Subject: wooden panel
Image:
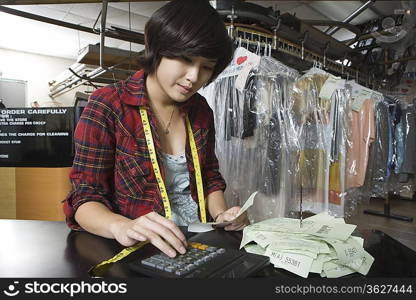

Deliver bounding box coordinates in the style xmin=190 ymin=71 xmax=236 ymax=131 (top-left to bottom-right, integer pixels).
xmin=15 ymin=168 xmax=71 ymax=221
xmin=0 ymin=168 xmax=16 ymax=219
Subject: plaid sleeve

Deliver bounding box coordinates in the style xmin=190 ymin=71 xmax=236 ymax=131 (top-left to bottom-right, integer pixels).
xmin=203 ymin=106 xmax=227 ymax=196
xmin=63 ymin=88 xmax=117 ymax=230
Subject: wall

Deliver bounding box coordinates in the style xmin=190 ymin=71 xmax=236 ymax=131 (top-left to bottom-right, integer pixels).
xmin=0 ymin=48 xmax=77 ymax=221
xmin=0 ymin=47 xmax=87 ymax=107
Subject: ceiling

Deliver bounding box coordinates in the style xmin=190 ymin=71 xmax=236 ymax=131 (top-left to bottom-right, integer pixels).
xmin=0 ymin=1 xmax=404 ymax=60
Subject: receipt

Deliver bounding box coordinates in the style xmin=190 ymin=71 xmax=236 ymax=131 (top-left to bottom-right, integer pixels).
xmin=323 ymin=261 xmax=356 ymax=278
xmin=266 ymin=248 xmax=314 ymax=278
xmin=189 ymin=191 xmax=257 ymax=233
xmin=268 ymin=238 xmax=323 ymax=254
xmin=240 ymin=214 xmax=374 ymax=278
xmin=322 ymin=237 xmax=364 ymax=264
xmin=307 ymin=223 xmax=357 ymax=241
xmin=244 ymin=244 xmax=267 ymax=256
xmin=187 ymin=222 xmax=214 ymax=233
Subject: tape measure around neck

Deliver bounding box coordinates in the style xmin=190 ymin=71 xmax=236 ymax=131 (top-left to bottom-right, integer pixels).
xmin=185 ymin=115 xmax=206 ymax=223
xmin=140 ymin=107 xmax=206 ymax=223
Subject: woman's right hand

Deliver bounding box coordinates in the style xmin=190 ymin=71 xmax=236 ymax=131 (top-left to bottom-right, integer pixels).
xmin=110 ymin=212 xmax=187 ymax=258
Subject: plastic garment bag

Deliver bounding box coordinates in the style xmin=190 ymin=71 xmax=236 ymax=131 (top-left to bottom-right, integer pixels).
xmin=291 ymin=69 xmax=352 ymax=217
xmin=291 ymin=70 xmax=331 ymax=215
xmin=202 ymin=54 xmax=300 ymax=222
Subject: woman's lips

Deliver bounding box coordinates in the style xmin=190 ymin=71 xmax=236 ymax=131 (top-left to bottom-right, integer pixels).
xmin=177 ymin=84 xmax=192 ymax=94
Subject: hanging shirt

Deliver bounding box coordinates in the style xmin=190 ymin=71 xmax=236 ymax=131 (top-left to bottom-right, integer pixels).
xmin=371 ymin=100 xmax=390 ymax=182
xmin=346 ymin=99 xmax=375 ymax=188
xmin=399 ymin=102 xmax=416 ymax=182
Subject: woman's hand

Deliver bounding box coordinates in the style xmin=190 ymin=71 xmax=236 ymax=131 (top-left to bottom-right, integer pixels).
xmin=110 ymin=212 xmax=187 ymax=258
xmin=215 ymin=206 xmax=250 ymax=231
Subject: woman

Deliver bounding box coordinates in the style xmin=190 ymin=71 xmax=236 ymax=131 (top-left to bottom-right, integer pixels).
xmin=64 ymin=0 xmax=249 ymax=258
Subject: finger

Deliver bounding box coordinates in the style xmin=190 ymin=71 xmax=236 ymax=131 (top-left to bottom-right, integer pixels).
xmin=224 ymin=218 xmax=248 ymax=231
xmin=234 ymin=223 xmax=247 ymax=231
xmin=147 ymin=212 xmax=187 ymax=246
xmin=126 ymin=229 xmax=147 ymax=242
xmin=221 ymin=212 xmax=238 ymax=222
xmin=139 ymin=229 xmax=178 ymax=258
xmin=138 ymin=216 xmax=186 ymax=255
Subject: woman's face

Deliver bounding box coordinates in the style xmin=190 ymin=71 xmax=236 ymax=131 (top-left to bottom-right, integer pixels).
xmin=154 ymin=56 xmax=217 ymax=103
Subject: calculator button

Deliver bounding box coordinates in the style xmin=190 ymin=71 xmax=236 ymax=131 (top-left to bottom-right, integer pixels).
xmin=141 ymin=259 xmax=157 ymax=268
xmin=199 ymin=244 xmax=209 ymax=250
xmin=164 ymin=265 xmax=176 ymax=273
xmin=175 ymin=268 xmax=189 ymax=276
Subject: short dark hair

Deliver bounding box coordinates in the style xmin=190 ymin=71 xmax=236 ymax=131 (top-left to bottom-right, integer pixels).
xmin=142 ymin=0 xmax=233 ymax=83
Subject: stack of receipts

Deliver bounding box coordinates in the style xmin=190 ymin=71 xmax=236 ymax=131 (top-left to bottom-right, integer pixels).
xmin=240 ymin=212 xmax=375 ymax=278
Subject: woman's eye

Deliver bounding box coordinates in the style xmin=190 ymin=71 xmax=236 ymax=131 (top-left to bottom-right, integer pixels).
xmin=203 ymin=65 xmax=214 ymax=71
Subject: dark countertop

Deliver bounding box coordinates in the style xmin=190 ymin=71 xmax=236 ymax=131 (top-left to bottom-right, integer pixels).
xmin=0 ymin=219 xmax=415 ymax=278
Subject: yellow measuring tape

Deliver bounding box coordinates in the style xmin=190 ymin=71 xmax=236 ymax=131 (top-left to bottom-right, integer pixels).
xmin=89 ymin=107 xmax=206 ymax=276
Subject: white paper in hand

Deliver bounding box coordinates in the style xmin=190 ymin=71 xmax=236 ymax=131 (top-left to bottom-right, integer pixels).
xmin=188 ymin=191 xmax=258 ymax=232
xmin=212 ymin=191 xmax=258 ymax=227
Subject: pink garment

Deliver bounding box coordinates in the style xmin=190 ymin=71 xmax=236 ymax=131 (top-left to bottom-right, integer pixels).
xmin=346 ymin=99 xmax=375 ymax=188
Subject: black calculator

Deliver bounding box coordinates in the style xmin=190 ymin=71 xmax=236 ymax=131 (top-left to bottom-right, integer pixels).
xmin=128 ymin=242 xmax=269 ymax=278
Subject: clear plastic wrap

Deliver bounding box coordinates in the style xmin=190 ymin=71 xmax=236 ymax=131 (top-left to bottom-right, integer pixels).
xmin=290 ymin=70 xmax=331 ymax=217
xmin=201 ymin=49 xmax=415 ymax=222
xmin=347 ymin=93 xmax=416 ymax=213
xmin=290 ymin=68 xmax=355 ymax=217
xmin=202 ymin=53 xmax=300 ymax=223
xmin=343 ymin=84 xmax=379 ymax=217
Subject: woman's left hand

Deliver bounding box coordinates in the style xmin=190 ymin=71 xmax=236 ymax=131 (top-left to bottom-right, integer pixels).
xmin=215 ymin=206 xmax=250 ymax=231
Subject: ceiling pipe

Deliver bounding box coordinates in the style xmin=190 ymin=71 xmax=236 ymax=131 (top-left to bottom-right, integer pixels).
xmin=304 ymin=20 xmax=361 ymax=36
xmin=0 ymin=5 xmax=144 ymax=44
xmin=325 ymin=0 xmax=376 ymax=36
xmin=100 ymin=0 xmax=108 ymax=68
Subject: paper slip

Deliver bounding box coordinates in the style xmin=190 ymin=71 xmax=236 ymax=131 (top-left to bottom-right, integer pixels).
xmin=351 ymin=236 xmax=364 ymax=247
xmin=187 ymin=222 xmax=214 ymax=233
xmin=240 ymin=215 xmax=374 ymax=278
xmin=319 ymin=75 xmax=345 ymax=101
xmin=310 ymin=255 xmax=325 ymax=274
xmin=340 ymin=250 xmax=374 ymax=275
xmin=266 ymin=248 xmax=314 ymax=278
xmin=188 ymin=191 xmax=257 ymax=233
xmin=352 ymin=87 xmax=373 ymax=111
xmin=244 ymin=217 xmax=356 ymax=241
xmin=357 ymin=250 xmax=374 ymax=276
xmin=304 ymin=212 xmax=335 ymax=223
xmin=307 ymin=223 xmax=357 ymax=241
xmin=351 ymin=81 xmax=364 ymax=99
xmin=216 ymin=47 xmax=252 ymax=80
xmin=249 ymin=230 xmax=274 ymax=249
xmin=244 ymin=244 xmax=267 ymax=256
xmin=268 ymin=238 xmax=323 ymax=254
xmin=322 ymin=237 xmax=364 ymax=264
xmin=280 ymin=249 xmax=318 ymax=259
xmin=323 ymin=261 xmax=355 ymax=278
xmin=235 ymin=53 xmax=261 ymax=92
xmin=248 ymin=218 xmax=317 ymax=234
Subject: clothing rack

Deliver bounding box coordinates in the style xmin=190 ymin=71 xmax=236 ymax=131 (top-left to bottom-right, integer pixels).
xmin=229 ymin=26 xmax=370 ymax=86
xmin=365 ymin=192 xmax=414 ymax=222
xmin=364 ymin=96 xmax=415 ymax=223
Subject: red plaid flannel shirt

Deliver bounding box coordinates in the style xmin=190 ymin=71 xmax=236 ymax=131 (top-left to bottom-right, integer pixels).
xmin=63 ymin=70 xmax=226 ymax=230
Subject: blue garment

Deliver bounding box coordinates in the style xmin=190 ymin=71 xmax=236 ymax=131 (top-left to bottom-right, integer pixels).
xmin=394 ymin=109 xmax=406 ymax=174
xmin=386 ymin=103 xmax=395 ymax=177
